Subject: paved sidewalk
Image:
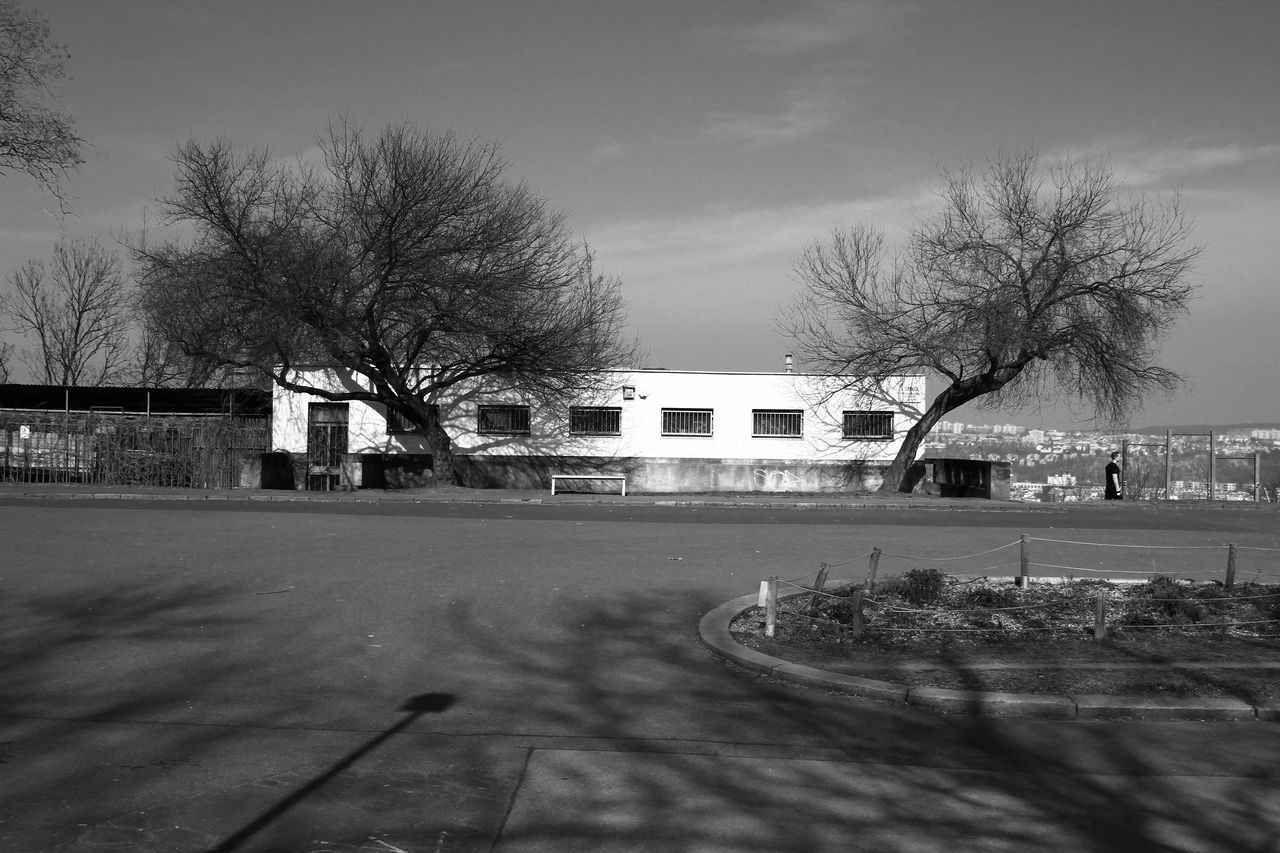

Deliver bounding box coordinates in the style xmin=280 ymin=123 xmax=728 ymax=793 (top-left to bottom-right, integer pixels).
xmin=0 ymin=480 xmax=1032 ymax=510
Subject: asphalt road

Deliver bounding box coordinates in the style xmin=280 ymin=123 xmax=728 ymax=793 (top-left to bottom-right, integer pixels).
xmin=4 ymin=494 xmax=1278 ymax=531
xmin=2 ymin=499 xmax=1279 ymax=852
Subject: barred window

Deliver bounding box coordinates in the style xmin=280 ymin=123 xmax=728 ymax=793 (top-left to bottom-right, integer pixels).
xmin=752 ymin=409 xmax=803 ymax=437
xmin=386 ymin=404 xmax=437 ymax=434
xmin=661 ymin=408 xmax=713 ymax=436
xmin=843 ymin=410 xmax=894 ymax=439
xmin=477 ymin=404 xmax=531 ymax=435
xmin=569 ymin=406 xmax=622 ymax=435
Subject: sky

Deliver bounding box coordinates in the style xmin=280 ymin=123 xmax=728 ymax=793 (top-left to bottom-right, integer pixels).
xmin=3 ymin=0 xmax=1278 ymax=431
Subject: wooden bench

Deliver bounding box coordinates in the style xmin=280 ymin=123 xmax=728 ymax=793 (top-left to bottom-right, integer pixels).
xmin=550 ymin=474 xmax=627 ymax=496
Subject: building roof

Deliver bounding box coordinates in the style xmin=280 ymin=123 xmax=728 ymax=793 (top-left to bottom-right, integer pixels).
xmin=0 ymin=384 xmax=271 ymax=415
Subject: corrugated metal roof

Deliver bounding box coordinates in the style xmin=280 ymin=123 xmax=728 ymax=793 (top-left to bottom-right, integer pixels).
xmin=0 ymin=384 xmax=271 ymax=415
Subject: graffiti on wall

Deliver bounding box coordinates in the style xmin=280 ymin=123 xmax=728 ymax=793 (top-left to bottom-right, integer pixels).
xmin=753 ymin=468 xmax=803 ymax=490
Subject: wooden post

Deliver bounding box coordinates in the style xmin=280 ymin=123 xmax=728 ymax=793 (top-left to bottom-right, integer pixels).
xmin=849 ymin=588 xmax=864 ymax=638
xmin=1225 ymin=543 xmax=1238 ymax=590
xmin=1094 ymin=589 xmax=1108 ymax=640
xmin=867 ymin=547 xmax=882 ymax=590
xmin=1209 ymin=430 xmax=1216 ymax=502
xmin=805 ymin=563 xmax=830 ymax=615
xmin=1017 ymin=534 xmax=1030 ymax=588
xmin=764 ymin=576 xmax=778 ymax=638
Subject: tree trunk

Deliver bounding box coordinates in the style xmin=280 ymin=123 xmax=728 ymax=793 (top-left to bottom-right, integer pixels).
xmin=422 ymin=414 xmax=461 ymax=487
xmin=876 ymin=399 xmax=951 ymax=493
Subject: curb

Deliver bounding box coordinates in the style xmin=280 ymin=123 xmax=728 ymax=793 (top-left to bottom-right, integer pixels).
xmin=0 ymin=487 xmax=1042 ymax=512
xmin=698 ymin=593 xmax=1277 ymax=721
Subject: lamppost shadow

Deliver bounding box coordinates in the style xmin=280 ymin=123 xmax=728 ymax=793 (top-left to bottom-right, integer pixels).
xmin=208 ymin=692 xmax=456 ymax=853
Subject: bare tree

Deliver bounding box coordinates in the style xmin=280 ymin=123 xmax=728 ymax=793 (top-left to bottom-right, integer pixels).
xmin=125 ymin=320 xmax=227 ymax=388
xmin=134 ymin=119 xmax=635 ymax=484
xmin=1 ymin=236 xmax=132 ymax=385
xmin=0 ymin=339 xmax=11 ymax=382
xmin=0 ymin=0 xmax=83 ymax=203
xmin=783 ymin=153 xmax=1199 ymax=493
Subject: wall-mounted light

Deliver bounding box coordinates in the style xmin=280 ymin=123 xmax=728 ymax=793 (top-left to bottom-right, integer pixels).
xmin=622 ymin=385 xmax=635 ymax=400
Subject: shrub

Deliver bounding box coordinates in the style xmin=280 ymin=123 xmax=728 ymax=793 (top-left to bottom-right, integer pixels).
xmin=1132 ymin=575 xmax=1206 ymax=623
xmin=883 ymin=568 xmax=946 ymax=606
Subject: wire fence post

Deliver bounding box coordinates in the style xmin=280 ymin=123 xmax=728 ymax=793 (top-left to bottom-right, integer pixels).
xmin=1225 ymin=543 xmax=1238 ymax=590
xmin=1255 ymin=453 xmax=1262 ymax=503
xmin=1017 ymin=534 xmax=1030 ymax=588
xmin=867 ymin=547 xmax=882 ymax=590
xmin=849 ymin=588 xmax=864 ymax=638
xmin=1094 ymin=589 xmax=1108 ymax=639
xmin=764 ymin=576 xmax=778 ymax=638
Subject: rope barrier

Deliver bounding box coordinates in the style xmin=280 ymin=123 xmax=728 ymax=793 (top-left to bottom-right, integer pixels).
xmin=1115 ymin=619 xmax=1280 ymax=630
xmin=947 ymin=564 xmax=1021 ymax=576
xmin=780 ymin=551 xmax=877 ymax=584
xmin=1026 ymin=536 xmax=1223 ymax=550
xmin=755 ymin=528 xmax=1279 ymax=641
xmin=777 ymin=580 xmax=849 ymax=599
xmin=879 ymin=541 xmax=1021 ymax=562
xmin=824 ymin=552 xmax=875 ymax=569
xmin=783 ymin=534 xmax=1276 ymax=593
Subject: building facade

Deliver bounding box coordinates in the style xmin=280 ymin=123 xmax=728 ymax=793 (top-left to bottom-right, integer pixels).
xmin=271 ymin=368 xmax=925 ymax=493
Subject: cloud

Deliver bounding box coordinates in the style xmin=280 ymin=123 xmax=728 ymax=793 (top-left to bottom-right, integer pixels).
xmin=1052 ymin=139 xmax=1280 ymax=188
xmin=589 ymin=186 xmax=933 ymax=284
xmin=585 ymin=141 xmax=631 ymax=164
xmin=701 ymin=0 xmax=917 ymax=57
xmin=697 ymin=93 xmax=843 ymax=147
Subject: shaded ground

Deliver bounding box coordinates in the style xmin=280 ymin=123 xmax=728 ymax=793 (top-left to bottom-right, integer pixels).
xmin=3 ymin=498 xmax=1280 ymax=851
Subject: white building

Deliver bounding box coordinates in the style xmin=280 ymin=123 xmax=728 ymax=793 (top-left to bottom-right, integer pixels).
xmin=271 ymin=367 xmax=925 ymax=493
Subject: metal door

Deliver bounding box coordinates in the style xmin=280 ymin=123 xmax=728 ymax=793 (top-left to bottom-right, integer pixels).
xmin=306 ymin=403 xmax=349 ymax=490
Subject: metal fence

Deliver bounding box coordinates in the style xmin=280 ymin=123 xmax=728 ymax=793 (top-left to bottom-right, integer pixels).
xmin=0 ymin=408 xmax=269 ymax=489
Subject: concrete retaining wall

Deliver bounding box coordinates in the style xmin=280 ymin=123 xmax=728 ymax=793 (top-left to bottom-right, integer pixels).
xmin=454 ymin=455 xmax=888 ymax=493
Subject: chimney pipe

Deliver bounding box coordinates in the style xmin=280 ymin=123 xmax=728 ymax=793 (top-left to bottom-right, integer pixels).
xmin=784 ymin=354 xmax=794 ymax=374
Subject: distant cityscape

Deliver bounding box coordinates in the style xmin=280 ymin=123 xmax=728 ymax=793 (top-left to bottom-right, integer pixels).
xmin=923 ymin=421 xmax=1280 ymax=503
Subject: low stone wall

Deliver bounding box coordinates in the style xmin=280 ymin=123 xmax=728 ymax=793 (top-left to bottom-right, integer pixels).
xmin=247 ymin=451 xmax=892 ymax=494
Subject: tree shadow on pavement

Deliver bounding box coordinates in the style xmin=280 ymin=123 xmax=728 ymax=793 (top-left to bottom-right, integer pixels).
xmin=441 ymin=590 xmax=1280 ymax=853
xmin=0 ymin=573 xmax=517 ymax=852
xmin=4 ymin=566 xmax=1280 ymax=852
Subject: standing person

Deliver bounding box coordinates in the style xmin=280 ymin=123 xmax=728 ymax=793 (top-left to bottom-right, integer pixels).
xmin=1104 ymin=451 xmax=1123 ymax=500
